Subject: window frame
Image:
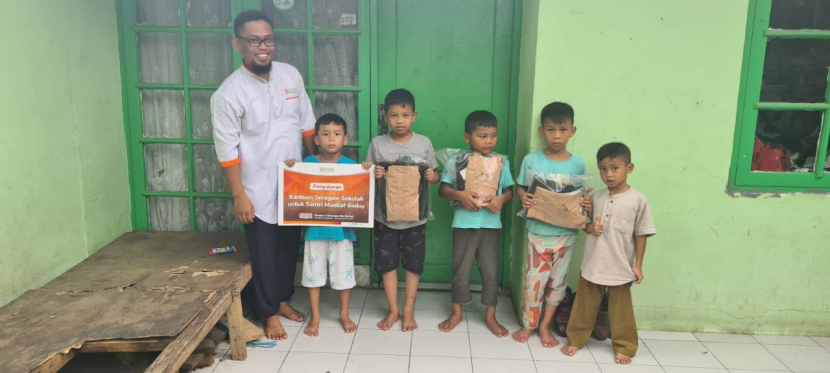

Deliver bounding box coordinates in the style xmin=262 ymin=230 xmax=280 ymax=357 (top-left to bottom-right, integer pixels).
xmin=729 ymin=0 xmax=830 ymax=192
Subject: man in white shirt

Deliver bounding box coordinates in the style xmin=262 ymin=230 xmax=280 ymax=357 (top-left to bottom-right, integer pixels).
xmin=212 ymin=10 xmax=316 ymax=340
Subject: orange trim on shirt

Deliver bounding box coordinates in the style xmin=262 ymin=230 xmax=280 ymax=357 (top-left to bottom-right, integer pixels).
xmin=302 ymin=129 xmax=316 ymax=138
xmin=219 ymin=158 xmax=240 ymax=168
xmin=285 ymin=96 xmax=299 ymax=101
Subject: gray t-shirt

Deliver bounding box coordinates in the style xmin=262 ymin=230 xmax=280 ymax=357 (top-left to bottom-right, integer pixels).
xmin=366 ymin=132 xmax=439 ymax=230
xmin=581 ymin=187 xmax=656 ymax=286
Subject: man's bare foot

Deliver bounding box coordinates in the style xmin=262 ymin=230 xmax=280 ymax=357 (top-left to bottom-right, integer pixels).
xmin=538 ymin=326 xmax=560 ymax=347
xmin=512 ymin=328 xmax=533 ymax=343
xmin=438 ymin=312 xmax=463 ymax=332
xmin=278 ymin=302 xmax=306 ymax=322
xmin=303 ymin=316 xmax=320 ymax=337
xmin=485 ymin=317 xmax=509 ymax=337
xmin=561 ymin=345 xmax=579 ymax=356
xmin=264 ymin=315 xmax=288 ymax=340
xmin=377 ymin=309 xmax=399 ymax=331
xmin=402 ymin=307 xmax=418 ymax=332
xmin=340 ymin=313 xmax=357 ymax=333
xmin=615 ymin=352 xmax=632 ymax=364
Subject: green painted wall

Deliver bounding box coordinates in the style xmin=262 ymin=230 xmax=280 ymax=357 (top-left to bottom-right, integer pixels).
xmin=511 ymin=0 xmax=830 ymax=335
xmin=0 ymin=1 xmax=130 ymax=307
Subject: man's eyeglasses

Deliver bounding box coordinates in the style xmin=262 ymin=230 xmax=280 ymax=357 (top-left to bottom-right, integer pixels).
xmin=242 ymin=37 xmax=276 ymax=47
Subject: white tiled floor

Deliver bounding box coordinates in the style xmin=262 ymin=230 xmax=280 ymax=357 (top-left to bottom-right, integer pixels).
xmin=64 ymin=289 xmax=830 ymax=373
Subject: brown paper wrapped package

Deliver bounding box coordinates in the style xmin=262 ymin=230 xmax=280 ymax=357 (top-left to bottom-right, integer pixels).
xmin=386 ymin=165 xmax=421 ymax=222
xmin=526 ymin=188 xmax=587 ymax=229
xmin=465 ymin=154 xmax=503 ymax=206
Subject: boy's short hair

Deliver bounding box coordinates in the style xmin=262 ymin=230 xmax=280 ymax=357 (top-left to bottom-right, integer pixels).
xmin=315 ymin=113 xmax=347 ymax=135
xmin=464 ymin=110 xmax=498 ymax=134
xmin=234 ymin=10 xmax=274 ymax=37
xmin=384 ymin=88 xmax=416 ymax=112
xmin=541 ymin=102 xmax=575 ymax=126
xmin=597 ymin=142 xmax=632 ymax=164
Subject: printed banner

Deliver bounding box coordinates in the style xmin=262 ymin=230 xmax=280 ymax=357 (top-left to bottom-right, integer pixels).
xmin=278 ymin=163 xmax=374 ymax=227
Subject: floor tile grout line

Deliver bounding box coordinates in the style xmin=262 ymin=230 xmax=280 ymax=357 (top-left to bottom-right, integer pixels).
xmin=697 ymin=339 xmax=729 ymax=371
xmin=467 ymin=320 xmax=475 ymax=372
xmin=642 ymin=338 xmax=670 ymax=373
xmin=756 ymin=340 xmax=796 ymax=372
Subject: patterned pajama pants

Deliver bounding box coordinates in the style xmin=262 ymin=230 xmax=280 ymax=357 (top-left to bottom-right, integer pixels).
xmin=521 ymin=233 xmax=577 ymax=329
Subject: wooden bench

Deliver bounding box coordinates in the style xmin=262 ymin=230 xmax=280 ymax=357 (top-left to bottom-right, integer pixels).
xmin=0 ymin=232 xmax=253 ymax=373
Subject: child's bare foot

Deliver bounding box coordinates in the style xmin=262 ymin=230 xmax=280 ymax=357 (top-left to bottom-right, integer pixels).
xmin=485 ymin=314 xmax=509 ymax=337
xmin=278 ymin=302 xmax=306 ymax=322
xmin=438 ymin=304 xmax=463 ymax=332
xmin=438 ymin=312 xmax=463 ymax=332
xmin=538 ymin=326 xmax=559 ymax=348
xmin=512 ymin=328 xmax=533 ymax=343
xmin=264 ymin=315 xmax=288 ymax=340
xmin=377 ymin=309 xmax=399 ymax=331
xmin=303 ymin=316 xmax=320 ymax=337
xmin=402 ymin=307 xmax=418 ymax=332
xmin=340 ymin=313 xmax=357 ymax=333
xmin=615 ymin=352 xmax=632 ymax=364
xmin=561 ymin=345 xmax=579 ymax=356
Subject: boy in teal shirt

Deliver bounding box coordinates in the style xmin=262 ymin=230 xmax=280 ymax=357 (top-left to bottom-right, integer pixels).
xmin=513 ymin=102 xmax=591 ymax=347
xmin=285 ymin=113 xmax=371 ymax=337
xmin=437 ymin=110 xmax=514 ymax=337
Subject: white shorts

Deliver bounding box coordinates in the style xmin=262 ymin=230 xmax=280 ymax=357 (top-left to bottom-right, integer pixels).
xmin=301 ymin=239 xmax=356 ymax=290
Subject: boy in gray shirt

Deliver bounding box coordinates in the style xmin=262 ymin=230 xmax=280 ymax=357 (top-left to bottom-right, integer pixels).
xmin=366 ymin=89 xmax=440 ymax=332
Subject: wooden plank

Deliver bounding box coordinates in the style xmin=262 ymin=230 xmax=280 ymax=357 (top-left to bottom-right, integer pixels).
xmin=145 ymin=291 xmax=231 ymax=373
xmin=31 ymin=350 xmax=76 ymax=373
xmin=79 ymin=337 xmax=174 ymax=353
xmin=226 ymin=290 xmax=247 ymax=361
xmin=179 ymin=353 xmax=206 ymax=371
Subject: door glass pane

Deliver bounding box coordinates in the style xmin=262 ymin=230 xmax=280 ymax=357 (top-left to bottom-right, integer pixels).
xmin=145 ymin=144 xmax=189 ymax=191
xmin=262 ymin=0 xmax=307 ymax=29
xmin=191 ymin=90 xmax=215 ymax=139
xmin=314 ymin=91 xmax=358 ymax=141
xmin=313 ymin=35 xmax=358 ymax=86
xmin=760 ymin=39 xmax=830 ymax=103
xmin=136 ymin=0 xmax=180 ymax=26
xmin=196 ymin=198 xmax=239 ymax=232
xmin=770 ymin=0 xmax=830 ymax=31
xmin=753 ymin=110 xmax=823 ymax=172
xmin=194 ymin=145 xmax=230 ymax=193
xmin=142 ymin=90 xmax=185 ymax=138
xmin=188 ymin=33 xmax=234 ymax=85
xmin=148 ymin=197 xmax=190 ymax=231
xmin=313 ymin=0 xmax=358 ymax=29
xmin=138 ymin=33 xmax=183 ymax=84
xmin=186 ymin=0 xmax=232 ymax=28
xmin=274 ymin=34 xmax=309 ymax=82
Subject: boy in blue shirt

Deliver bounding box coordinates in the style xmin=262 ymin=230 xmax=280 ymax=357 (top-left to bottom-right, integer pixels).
xmin=437 ymin=110 xmax=514 ymax=337
xmin=285 ymin=113 xmax=372 ymax=337
xmin=513 ymin=102 xmax=591 ymax=347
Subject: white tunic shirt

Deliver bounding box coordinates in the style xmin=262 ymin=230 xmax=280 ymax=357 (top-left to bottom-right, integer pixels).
xmin=211 ymin=62 xmax=315 ymax=224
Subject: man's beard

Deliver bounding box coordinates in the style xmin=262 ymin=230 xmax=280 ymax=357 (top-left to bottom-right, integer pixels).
xmin=244 ymin=60 xmax=272 ymax=75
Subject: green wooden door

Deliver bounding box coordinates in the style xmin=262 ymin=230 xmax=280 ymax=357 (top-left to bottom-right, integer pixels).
xmin=374 ymin=0 xmax=520 ymax=284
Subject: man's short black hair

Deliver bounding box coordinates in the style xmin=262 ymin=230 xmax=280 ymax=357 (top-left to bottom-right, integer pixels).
xmin=384 ymin=88 xmax=416 ymax=112
xmin=541 ymin=102 xmax=575 ymax=126
xmin=234 ymin=10 xmax=274 ymax=37
xmin=465 ymin=110 xmax=498 ymax=134
xmin=315 ymin=113 xmax=347 ymax=135
xmin=597 ymin=142 xmax=632 ymax=164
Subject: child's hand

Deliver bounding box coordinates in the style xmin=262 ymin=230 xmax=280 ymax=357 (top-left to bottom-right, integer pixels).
xmin=592 ymin=214 xmax=605 ymax=236
xmin=521 ymin=192 xmax=535 ymax=208
xmin=375 ymin=165 xmax=386 ymax=179
xmin=285 ymin=159 xmax=297 ymax=168
xmin=485 ymin=194 xmax=505 ymax=214
xmin=362 ymin=161 xmax=373 ymax=170
xmin=459 ymin=191 xmax=480 ymax=211
xmin=424 ymin=168 xmax=436 ymax=181
xmin=580 ymin=187 xmax=593 ymax=210
xmin=634 ymin=267 xmax=644 ymax=284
